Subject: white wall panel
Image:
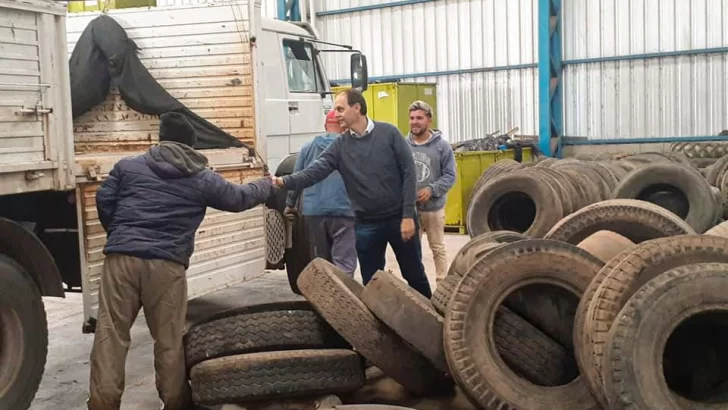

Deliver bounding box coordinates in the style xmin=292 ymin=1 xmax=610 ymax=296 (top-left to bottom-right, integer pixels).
xmin=563 ymin=0 xmax=728 ymax=139
xmin=404 ymin=69 xmax=538 ymax=143
xmin=313 ymin=0 xmax=538 ymax=142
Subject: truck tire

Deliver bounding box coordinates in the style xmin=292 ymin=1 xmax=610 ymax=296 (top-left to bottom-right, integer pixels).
xmin=431 ymin=273 xmax=458 ymax=315
xmin=445 ymin=231 xmax=528 ymax=280
xmin=604 ymin=263 xmax=728 ymax=409
xmin=443 ymin=240 xmax=602 ymax=410
xmin=0 ymin=255 xmax=47 ymax=410
xmin=612 ymin=163 xmax=717 ymax=233
xmin=285 ymin=196 xmax=312 ymax=295
xmin=297 ymin=259 xmax=449 ymax=394
xmin=544 ymin=199 xmax=695 ymax=245
xmin=184 ymin=301 xmax=348 ymax=368
xmin=360 ymin=270 xmax=448 ymax=372
xmin=190 ymin=349 xmax=365 ymax=405
xmin=572 ymin=247 xmax=636 ymax=408
xmin=575 ymin=230 xmax=635 ymax=263
xmin=467 ymin=171 xmax=563 ymax=238
xmin=705 ymin=221 xmax=728 ymax=238
xmin=584 ymin=235 xmax=728 ymax=399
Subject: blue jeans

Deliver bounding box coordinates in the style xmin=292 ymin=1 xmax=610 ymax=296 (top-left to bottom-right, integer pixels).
xmin=354 ymin=217 xmax=432 ymax=298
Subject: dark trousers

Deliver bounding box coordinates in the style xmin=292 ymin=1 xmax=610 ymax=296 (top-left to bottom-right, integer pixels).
xmin=305 ymin=215 xmax=357 ymax=276
xmin=354 ymin=217 xmax=432 ymax=298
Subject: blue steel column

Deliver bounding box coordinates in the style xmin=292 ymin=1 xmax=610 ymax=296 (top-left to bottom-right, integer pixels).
xmin=538 ymin=0 xmax=563 ymax=158
xmin=277 ymin=0 xmax=301 ymax=21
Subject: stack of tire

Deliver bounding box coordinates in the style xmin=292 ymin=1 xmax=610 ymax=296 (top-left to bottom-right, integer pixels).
xmin=467 ymin=152 xmax=723 ymax=239
xmin=432 ymin=195 xmax=728 ymax=409
xmin=184 ymin=301 xmax=366 ymax=407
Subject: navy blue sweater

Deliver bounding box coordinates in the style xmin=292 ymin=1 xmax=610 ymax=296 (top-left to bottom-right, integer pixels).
xmin=282 ymin=121 xmax=416 ymax=222
xmin=96 ymin=142 xmax=275 ymax=267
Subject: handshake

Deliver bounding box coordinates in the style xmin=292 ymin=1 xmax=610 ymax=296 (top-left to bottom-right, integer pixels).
xmin=269 ymin=175 xmax=285 ymax=188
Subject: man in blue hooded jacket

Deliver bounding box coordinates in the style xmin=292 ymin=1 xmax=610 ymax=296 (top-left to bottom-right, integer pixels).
xmin=285 ymin=110 xmax=357 ymax=276
xmin=88 ymin=112 xmax=276 ymax=410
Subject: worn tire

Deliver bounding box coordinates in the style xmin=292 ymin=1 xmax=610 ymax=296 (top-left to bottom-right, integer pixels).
xmin=361 ymin=271 xmax=447 ymax=372
xmin=190 ymin=349 xmax=365 ymax=405
xmin=184 ymin=301 xmax=348 ymax=368
xmin=444 ymin=240 xmax=602 ymax=409
xmin=612 ymin=162 xmax=717 ymax=233
xmin=467 ymin=170 xmax=563 ymax=238
xmin=494 ymin=305 xmax=579 ymax=387
xmin=585 ymin=235 xmax=728 ymax=398
xmin=0 ymin=255 xmax=48 ymax=410
xmin=285 ymin=196 xmax=313 ymax=295
xmin=431 ymin=273 xmax=458 ymax=316
xmin=469 ymin=159 xmax=521 ymax=204
xmin=445 ymin=231 xmax=527 ymax=280
xmin=576 ymin=230 xmax=635 ymax=263
xmin=572 ymin=248 xmax=637 ymax=408
xmin=297 ymin=259 xmax=448 ymax=393
xmin=705 ymin=221 xmax=728 ymax=238
xmin=604 ymin=263 xmax=728 ymax=409
xmin=544 ymin=199 xmax=695 ymax=245
xmin=671 ymin=141 xmax=728 ymax=159
xmin=705 ymin=155 xmax=728 ymax=187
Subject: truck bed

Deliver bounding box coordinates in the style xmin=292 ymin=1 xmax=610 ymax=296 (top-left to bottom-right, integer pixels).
xmin=65 ymin=2 xmax=268 ymax=324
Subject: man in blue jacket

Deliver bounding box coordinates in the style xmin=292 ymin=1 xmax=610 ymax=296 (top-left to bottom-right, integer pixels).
xmin=407 ymin=101 xmax=456 ymax=282
xmin=88 ymin=112 xmax=275 ymax=410
xmin=285 ymin=110 xmax=357 ymax=276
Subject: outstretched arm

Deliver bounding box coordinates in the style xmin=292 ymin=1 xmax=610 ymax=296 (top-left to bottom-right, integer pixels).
xmin=205 ymin=173 xmax=276 ymax=212
xmin=281 ymin=139 xmax=340 ymax=191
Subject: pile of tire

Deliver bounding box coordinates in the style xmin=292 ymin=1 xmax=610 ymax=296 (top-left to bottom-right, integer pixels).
xmin=432 ymin=196 xmax=728 ymax=409
xmin=184 ymin=301 xmax=365 ymax=407
xmin=467 ymin=152 xmax=723 ymax=238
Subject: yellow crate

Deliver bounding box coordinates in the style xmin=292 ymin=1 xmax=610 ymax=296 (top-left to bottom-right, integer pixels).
xmin=444 ymin=148 xmax=533 ymax=234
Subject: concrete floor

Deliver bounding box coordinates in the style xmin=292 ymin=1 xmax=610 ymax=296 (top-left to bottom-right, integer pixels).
xmin=30 ymin=233 xmax=472 ymax=410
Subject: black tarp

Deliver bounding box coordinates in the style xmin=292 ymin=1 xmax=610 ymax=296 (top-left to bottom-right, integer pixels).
xmin=69 ymin=15 xmax=249 ymax=151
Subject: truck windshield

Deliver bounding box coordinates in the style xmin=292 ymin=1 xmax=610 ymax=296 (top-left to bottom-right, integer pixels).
xmin=283 ymin=40 xmax=322 ymax=93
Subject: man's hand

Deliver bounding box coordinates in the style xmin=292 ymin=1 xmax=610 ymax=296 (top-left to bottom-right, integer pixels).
xmin=417 ymin=187 xmax=432 ymax=203
xmin=283 ymin=206 xmax=298 ymax=217
xmin=270 ymin=175 xmax=285 ymax=187
xmin=401 ymin=218 xmax=415 ymax=241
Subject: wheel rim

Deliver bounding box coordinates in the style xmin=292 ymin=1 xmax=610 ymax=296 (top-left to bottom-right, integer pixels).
xmin=0 ymin=303 xmax=24 ymax=397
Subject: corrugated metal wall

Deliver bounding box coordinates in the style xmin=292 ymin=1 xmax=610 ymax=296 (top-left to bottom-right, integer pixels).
xmin=312 ymin=0 xmax=539 ymax=143
xmin=562 ymin=0 xmax=728 ymax=139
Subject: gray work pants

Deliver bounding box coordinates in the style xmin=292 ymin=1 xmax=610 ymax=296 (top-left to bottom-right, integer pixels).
xmin=305 ymin=215 xmax=357 ymax=276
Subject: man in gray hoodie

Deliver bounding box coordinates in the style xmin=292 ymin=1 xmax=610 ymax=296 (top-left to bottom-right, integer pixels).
xmin=407 ymin=101 xmax=456 ymax=281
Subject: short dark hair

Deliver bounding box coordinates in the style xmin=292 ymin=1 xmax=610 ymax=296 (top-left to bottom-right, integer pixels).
xmin=339 ymin=88 xmax=368 ymax=116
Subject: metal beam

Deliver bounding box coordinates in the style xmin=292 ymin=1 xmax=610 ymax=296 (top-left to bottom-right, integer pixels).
xmin=329 ymin=63 xmax=538 ymax=85
xmin=277 ymin=0 xmax=301 ymax=21
xmin=538 ymin=0 xmax=562 ymax=158
xmin=316 ymin=0 xmax=437 ymax=17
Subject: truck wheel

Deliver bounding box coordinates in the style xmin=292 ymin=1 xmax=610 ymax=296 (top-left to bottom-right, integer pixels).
xmin=285 ymin=196 xmax=312 ymax=295
xmin=0 ymin=255 xmax=47 ymax=410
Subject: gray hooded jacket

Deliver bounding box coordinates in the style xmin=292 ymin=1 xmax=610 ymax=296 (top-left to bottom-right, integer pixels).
xmin=407 ymin=130 xmax=456 ymax=212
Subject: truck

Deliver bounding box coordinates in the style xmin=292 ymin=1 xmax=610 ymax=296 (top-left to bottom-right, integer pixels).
xmin=0 ymin=0 xmax=368 ymax=408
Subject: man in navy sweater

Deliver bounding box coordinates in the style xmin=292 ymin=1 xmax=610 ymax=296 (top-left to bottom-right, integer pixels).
xmin=272 ymin=89 xmax=432 ymax=298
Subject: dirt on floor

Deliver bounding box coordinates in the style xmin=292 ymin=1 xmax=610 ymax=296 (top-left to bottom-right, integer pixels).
xmin=30 ymin=233 xmax=472 ymax=410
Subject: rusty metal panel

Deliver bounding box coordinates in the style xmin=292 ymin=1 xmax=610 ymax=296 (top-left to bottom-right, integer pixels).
xmin=65 ymin=3 xmax=256 ymax=154
xmin=78 ymin=166 xmax=268 ymax=323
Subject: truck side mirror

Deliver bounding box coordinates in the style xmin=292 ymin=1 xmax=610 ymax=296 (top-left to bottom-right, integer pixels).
xmin=350 ymin=53 xmax=368 ymax=92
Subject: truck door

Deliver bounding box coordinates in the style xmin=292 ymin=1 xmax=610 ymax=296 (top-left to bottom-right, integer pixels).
xmin=279 ymin=36 xmax=332 ymax=158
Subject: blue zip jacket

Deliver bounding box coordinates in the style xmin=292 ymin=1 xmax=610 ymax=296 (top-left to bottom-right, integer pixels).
xmin=285 ymin=133 xmax=354 ymax=217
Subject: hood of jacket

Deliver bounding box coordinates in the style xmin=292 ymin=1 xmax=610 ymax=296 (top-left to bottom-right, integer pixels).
xmin=408 ymin=129 xmax=444 ymax=146
xmin=144 ymin=141 xmax=209 ymax=178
